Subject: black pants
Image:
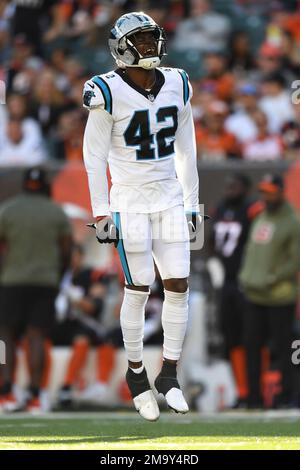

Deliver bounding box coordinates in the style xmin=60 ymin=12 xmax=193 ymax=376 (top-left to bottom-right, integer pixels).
xmin=244 ymin=300 xmax=295 ymax=406
xmin=0 ymin=285 xmax=57 ymax=339
xmin=220 ymin=280 xmax=246 ymax=356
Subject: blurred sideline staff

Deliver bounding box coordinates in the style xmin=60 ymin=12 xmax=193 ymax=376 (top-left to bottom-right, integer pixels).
xmin=0 ymin=167 xmax=72 ymax=412
xmin=240 ymin=174 xmax=300 ymax=408
xmin=210 ymin=173 xmax=263 ymax=407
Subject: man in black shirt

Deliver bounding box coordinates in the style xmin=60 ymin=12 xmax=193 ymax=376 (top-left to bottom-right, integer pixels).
xmin=211 ymin=173 xmax=263 ymax=406
xmin=11 ymin=0 xmax=57 ymax=49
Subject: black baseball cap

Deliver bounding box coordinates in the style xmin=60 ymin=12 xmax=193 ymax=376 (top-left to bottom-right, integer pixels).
xmin=258 ymin=174 xmax=284 ymax=193
xmin=23 ymin=167 xmax=48 ymax=192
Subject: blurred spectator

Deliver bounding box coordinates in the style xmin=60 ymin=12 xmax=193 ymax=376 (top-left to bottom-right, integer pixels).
xmin=69 ymin=76 xmax=89 ymax=109
xmin=55 ymin=243 xmax=115 ymax=408
xmin=252 ymin=41 xmax=295 ymax=87
xmin=282 ymin=103 xmax=300 ymax=160
xmin=150 ymin=0 xmax=187 ymax=39
xmin=196 ymin=101 xmax=240 ymax=161
xmin=31 ymin=70 xmax=65 ymax=137
xmin=239 ymin=174 xmax=300 ymax=408
xmin=61 ymin=57 xmax=86 ymax=95
xmin=233 ymin=0 xmax=271 ymax=17
xmin=242 ymin=109 xmax=284 ymax=161
xmin=143 ymin=0 xmax=170 ymax=28
xmin=49 ymin=47 xmax=70 ymax=77
xmin=0 ymin=117 xmax=48 ymax=166
xmin=256 ymin=42 xmax=284 ymax=76
xmin=172 ymin=0 xmax=231 ymax=53
xmin=210 ymin=174 xmax=263 ymax=407
xmin=228 ymin=31 xmax=255 ymax=79
xmin=190 ymin=86 xmax=215 ymax=123
xmin=225 ymin=83 xmax=258 ymax=144
xmin=280 ymin=29 xmax=300 ymax=79
xmin=199 ymin=51 xmax=235 ymax=102
xmin=265 ymin=0 xmax=300 ymax=46
xmin=0 ymin=0 xmax=12 ymax=64
xmin=52 ymin=110 xmax=85 ymax=161
xmin=3 ymin=93 xmax=43 ymax=145
xmin=259 ymin=72 xmax=295 ymax=134
xmin=6 ymin=34 xmax=39 ymax=91
xmin=11 ymin=56 xmax=45 ymax=96
xmin=43 ymin=3 xmax=110 ymax=64
xmin=281 ymin=6 xmax=300 ymax=43
xmin=43 ymin=0 xmax=120 ymax=45
xmin=11 ymin=0 xmax=57 ymax=52
xmin=0 ymin=167 xmax=72 ymax=412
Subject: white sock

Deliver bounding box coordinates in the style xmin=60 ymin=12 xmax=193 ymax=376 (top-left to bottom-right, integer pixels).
xmin=162 ymin=289 xmax=189 ymax=361
xmin=130 ymin=365 xmax=144 ymax=374
xmin=120 ymin=287 xmax=149 ymax=363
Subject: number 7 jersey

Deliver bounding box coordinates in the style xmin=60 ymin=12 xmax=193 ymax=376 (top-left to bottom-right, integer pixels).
xmin=83 ymin=67 xmax=199 ymax=216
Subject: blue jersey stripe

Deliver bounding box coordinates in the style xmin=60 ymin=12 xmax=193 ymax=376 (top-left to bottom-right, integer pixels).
xmin=92 ymin=76 xmax=113 ymax=114
xmin=112 ymin=212 xmax=133 ymax=285
xmin=178 ymin=70 xmax=189 ymax=105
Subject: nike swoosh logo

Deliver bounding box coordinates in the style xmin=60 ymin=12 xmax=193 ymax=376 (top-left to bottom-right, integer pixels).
xmin=88 ymin=82 xmax=95 ymax=89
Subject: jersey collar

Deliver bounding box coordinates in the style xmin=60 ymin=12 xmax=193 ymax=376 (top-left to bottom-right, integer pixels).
xmin=115 ymin=68 xmax=165 ymax=102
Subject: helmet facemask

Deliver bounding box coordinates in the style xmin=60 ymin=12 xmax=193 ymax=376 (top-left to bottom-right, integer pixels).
xmin=110 ymin=23 xmax=167 ymax=70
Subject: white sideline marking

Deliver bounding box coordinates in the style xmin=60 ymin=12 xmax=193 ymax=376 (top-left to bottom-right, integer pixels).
xmin=1 ymin=410 xmax=300 ymax=422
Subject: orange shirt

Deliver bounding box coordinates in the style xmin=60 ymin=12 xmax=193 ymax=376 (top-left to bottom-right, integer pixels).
xmin=284 ymin=14 xmax=300 ymax=42
xmin=199 ymin=74 xmax=235 ymax=101
xmin=64 ymin=138 xmax=83 ymax=162
xmin=196 ymin=126 xmax=239 ymax=157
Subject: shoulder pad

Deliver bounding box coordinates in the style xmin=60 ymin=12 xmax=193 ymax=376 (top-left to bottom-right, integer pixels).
xmin=159 ymin=67 xmax=173 ymax=73
xmin=177 ymin=68 xmax=193 ymax=105
xmin=83 ymin=79 xmax=103 ymax=109
xmin=83 ymin=75 xmax=113 ymax=114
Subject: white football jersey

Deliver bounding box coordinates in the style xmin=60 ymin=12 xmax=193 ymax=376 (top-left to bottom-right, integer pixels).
xmin=83 ymin=67 xmax=199 ymax=216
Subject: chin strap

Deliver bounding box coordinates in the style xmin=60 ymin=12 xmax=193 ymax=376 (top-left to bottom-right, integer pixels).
xmin=116 ymin=59 xmax=126 ymax=69
xmin=116 ymin=57 xmax=161 ymax=70
xmin=138 ymin=57 xmax=161 ymax=69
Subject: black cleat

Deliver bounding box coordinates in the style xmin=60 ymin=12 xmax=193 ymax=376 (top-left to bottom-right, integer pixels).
xmin=57 ymin=385 xmax=73 ymax=408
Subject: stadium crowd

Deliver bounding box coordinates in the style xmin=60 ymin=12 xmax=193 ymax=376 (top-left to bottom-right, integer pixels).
xmin=1 ymin=0 xmax=300 ymax=163
xmin=0 ymin=0 xmax=300 ymax=413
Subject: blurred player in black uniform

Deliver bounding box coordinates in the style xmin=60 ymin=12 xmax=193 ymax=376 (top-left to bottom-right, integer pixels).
xmin=55 ymin=246 xmax=164 ymax=407
xmin=54 ymin=244 xmax=115 ymax=407
xmin=211 ymin=174 xmax=263 ymax=406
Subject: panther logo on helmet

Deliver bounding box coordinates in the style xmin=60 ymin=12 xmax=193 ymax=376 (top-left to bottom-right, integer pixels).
xmin=109 ymin=12 xmax=167 ymax=70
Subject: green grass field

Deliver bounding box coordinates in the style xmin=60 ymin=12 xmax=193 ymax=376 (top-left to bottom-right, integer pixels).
xmin=1 ymin=411 xmax=300 ymax=450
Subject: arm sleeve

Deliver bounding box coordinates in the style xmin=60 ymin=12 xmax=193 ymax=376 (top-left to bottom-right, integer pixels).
xmin=174 ymin=102 xmax=199 ymax=213
xmin=83 ymin=108 xmax=113 ymax=217
xmin=272 ymin=220 xmax=300 ymax=282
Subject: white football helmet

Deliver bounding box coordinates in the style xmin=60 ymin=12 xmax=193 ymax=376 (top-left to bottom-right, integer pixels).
xmin=109 ymin=12 xmax=167 ymax=70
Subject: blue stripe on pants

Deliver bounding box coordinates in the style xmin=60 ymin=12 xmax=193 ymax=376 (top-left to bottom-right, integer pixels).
xmin=112 ymin=212 xmax=133 ymax=285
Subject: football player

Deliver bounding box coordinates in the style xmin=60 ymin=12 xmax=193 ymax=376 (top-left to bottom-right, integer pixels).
xmin=83 ymin=12 xmax=201 ymax=421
